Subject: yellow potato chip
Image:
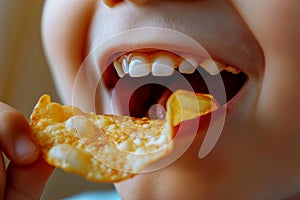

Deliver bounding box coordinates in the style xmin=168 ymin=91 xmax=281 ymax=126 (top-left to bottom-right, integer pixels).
xmin=30 ymin=95 xmax=173 ymax=182
xmin=30 ymin=90 xmax=219 ymax=182
xmin=167 ymin=90 xmax=220 ymax=126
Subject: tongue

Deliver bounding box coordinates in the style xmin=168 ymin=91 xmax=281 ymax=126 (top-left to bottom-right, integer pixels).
xmin=157 ymin=88 xmax=172 ymax=110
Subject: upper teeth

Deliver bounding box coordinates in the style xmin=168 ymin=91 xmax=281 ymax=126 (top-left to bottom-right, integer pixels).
xmin=179 ymin=57 xmax=197 ymax=74
xmin=152 ymin=52 xmax=175 ymax=76
xmin=128 ymin=54 xmax=151 ymax=77
xmin=113 ymin=51 xmax=241 ymax=77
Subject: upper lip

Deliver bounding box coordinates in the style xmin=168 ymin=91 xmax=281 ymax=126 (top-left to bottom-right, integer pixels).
xmin=92 ymin=27 xmax=213 ymax=73
xmin=90 ymin=27 xmax=257 ymax=78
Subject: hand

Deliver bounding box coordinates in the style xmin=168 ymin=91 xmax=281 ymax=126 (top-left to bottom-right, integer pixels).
xmin=0 ymin=102 xmax=54 ymax=199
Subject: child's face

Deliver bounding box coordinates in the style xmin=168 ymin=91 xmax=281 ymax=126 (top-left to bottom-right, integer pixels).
xmin=42 ymin=0 xmax=300 ymax=199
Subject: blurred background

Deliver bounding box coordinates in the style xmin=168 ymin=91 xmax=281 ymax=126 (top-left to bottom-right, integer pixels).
xmin=0 ymin=1 xmax=115 ymax=199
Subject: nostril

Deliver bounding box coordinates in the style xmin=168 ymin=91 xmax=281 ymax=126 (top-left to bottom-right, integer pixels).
xmin=103 ymin=0 xmax=150 ymax=7
xmin=103 ymin=0 xmax=123 ymax=7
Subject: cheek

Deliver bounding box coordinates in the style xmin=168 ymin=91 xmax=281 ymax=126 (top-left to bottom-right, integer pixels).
xmin=231 ymin=0 xmax=300 ymax=52
xmin=231 ymin=1 xmax=300 ymax=163
xmin=231 ymin=1 xmax=300 ymax=127
xmin=257 ymin=56 xmax=300 ymax=130
xmin=42 ymin=0 xmax=97 ymax=104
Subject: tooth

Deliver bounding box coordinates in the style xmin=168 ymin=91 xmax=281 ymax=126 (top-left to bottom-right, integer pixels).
xmin=200 ymin=59 xmax=226 ymax=75
xmin=121 ymin=56 xmax=129 ymax=74
xmin=152 ymin=54 xmax=175 ymax=76
xmin=129 ymin=55 xmax=151 ymax=77
xmin=113 ymin=60 xmax=125 ymax=77
xmin=224 ymin=66 xmax=241 ymax=74
xmin=179 ymin=57 xmax=197 ymax=74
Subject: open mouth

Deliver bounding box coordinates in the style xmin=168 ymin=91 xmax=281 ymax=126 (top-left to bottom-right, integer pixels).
xmin=101 ymin=48 xmax=247 ymax=119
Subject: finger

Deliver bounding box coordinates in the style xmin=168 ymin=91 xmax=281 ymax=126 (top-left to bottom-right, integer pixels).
xmin=4 ymin=158 xmax=54 ymax=200
xmin=0 ymin=103 xmax=39 ymax=165
xmin=0 ymin=152 xmax=6 ymax=200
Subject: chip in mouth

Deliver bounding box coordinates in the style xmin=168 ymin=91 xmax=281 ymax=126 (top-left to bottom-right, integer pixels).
xmin=30 ymin=90 xmax=220 ymax=182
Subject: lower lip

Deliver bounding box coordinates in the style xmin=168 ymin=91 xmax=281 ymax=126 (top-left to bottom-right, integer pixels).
xmin=223 ymin=76 xmax=249 ymax=113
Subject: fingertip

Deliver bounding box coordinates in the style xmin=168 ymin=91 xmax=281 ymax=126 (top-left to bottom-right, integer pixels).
xmin=14 ymin=135 xmax=40 ymax=165
xmin=0 ymin=104 xmax=40 ymax=165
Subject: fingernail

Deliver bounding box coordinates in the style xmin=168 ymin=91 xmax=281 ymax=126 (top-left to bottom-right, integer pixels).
xmin=15 ymin=136 xmax=38 ymax=158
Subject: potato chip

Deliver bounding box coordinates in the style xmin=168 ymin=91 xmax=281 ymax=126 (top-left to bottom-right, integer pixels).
xmin=30 ymin=95 xmax=173 ymax=182
xmin=167 ymin=90 xmax=220 ymax=126
xmin=29 ymin=90 xmax=219 ymax=182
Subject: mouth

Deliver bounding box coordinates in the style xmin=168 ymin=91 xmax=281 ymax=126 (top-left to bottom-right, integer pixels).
xmin=101 ymin=48 xmax=247 ymax=119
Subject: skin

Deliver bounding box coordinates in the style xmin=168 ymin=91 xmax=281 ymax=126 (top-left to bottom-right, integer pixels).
xmin=0 ymin=103 xmax=53 ymax=199
xmin=1 ymin=0 xmax=300 ymax=199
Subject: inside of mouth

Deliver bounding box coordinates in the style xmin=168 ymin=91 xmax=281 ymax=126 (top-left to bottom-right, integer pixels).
xmin=102 ymin=56 xmax=247 ymax=119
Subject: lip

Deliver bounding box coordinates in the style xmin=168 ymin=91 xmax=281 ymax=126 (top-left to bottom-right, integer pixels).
xmin=90 ymin=27 xmax=250 ymax=77
xmin=93 ymin=28 xmax=211 ymax=72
